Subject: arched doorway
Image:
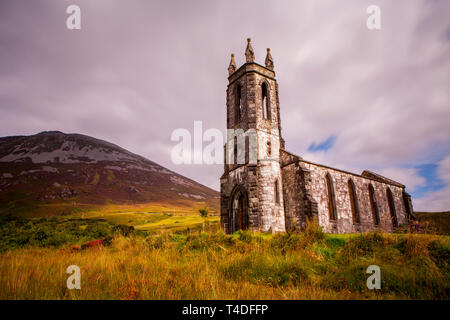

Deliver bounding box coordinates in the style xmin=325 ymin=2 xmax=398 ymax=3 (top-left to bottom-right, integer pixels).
xmin=229 ymin=185 xmax=249 ymax=233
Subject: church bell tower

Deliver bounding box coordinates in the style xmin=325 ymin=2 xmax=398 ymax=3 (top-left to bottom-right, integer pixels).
xmin=220 ymin=39 xmax=286 ymax=234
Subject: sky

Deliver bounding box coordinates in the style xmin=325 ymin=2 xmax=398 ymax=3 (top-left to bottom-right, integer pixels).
xmin=0 ymin=0 xmax=449 ymax=211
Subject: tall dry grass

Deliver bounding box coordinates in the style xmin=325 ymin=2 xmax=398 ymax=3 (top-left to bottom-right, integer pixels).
xmin=0 ymin=223 xmax=448 ymax=300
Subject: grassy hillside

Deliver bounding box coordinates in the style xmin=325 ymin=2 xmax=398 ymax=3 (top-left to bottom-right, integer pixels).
xmin=0 ymin=220 xmax=448 ymax=300
xmin=415 ymin=211 xmax=450 ymax=235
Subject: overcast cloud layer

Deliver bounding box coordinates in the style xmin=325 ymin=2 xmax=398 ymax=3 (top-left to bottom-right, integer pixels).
xmin=0 ymin=0 xmax=449 ymax=211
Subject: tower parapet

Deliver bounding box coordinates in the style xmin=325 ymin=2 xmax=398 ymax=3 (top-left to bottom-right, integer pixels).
xmin=265 ymin=48 xmax=274 ymax=69
xmin=245 ymin=38 xmax=255 ymax=63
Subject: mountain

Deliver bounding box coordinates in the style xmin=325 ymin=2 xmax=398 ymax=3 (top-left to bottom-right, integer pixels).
xmin=0 ymin=131 xmax=219 ymax=216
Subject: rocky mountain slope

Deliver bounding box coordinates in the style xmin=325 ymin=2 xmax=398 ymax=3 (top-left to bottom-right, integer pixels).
xmin=0 ymin=131 xmax=219 ymax=216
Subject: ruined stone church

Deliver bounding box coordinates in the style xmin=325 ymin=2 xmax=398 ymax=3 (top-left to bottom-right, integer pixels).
xmin=220 ymin=39 xmax=416 ymax=234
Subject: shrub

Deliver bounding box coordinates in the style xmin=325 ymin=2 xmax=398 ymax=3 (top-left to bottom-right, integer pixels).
xmin=0 ymin=216 xmax=136 ymax=250
xmin=324 ymin=261 xmax=371 ymax=292
xmin=395 ymin=235 xmax=430 ymax=259
xmin=270 ymin=219 xmax=324 ymax=252
xmin=198 ymin=208 xmax=209 ymax=218
xmin=428 ymin=239 xmax=450 ymax=270
xmin=381 ymin=260 xmax=447 ymax=299
xmin=302 ymin=218 xmax=325 ymax=243
xmin=113 ymin=224 xmax=135 ymax=236
xmin=145 ymin=234 xmax=168 ymax=250
xmin=271 ymin=233 xmax=305 ymax=251
xmin=338 ymin=232 xmax=392 ymax=262
xmin=220 ymin=254 xmax=308 ymax=286
xmin=183 ymin=232 xmax=211 ymax=250
xmin=235 ymin=230 xmax=254 ymax=243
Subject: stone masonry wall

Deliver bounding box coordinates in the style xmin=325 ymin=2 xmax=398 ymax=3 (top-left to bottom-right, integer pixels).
xmin=280 ymin=150 xmax=319 ymax=231
xmin=220 ymin=165 xmax=259 ymax=233
xmin=249 ymin=68 xmax=285 ymax=233
xmin=221 ymin=62 xmax=285 ymax=234
xmin=256 ymin=130 xmax=285 ymax=232
xmin=299 ymin=160 xmax=409 ymax=233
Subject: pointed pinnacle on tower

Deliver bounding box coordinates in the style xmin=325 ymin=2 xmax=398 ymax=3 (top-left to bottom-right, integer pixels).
xmin=228 ymin=53 xmax=237 ymax=75
xmin=265 ymin=48 xmax=274 ymax=69
xmin=245 ymin=38 xmax=255 ymax=63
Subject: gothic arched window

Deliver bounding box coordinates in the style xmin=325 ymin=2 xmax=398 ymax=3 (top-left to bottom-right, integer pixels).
xmin=369 ymin=184 xmax=380 ymax=225
xmin=235 ymin=84 xmax=242 ymax=123
xmin=348 ymin=179 xmax=360 ymax=224
xmin=402 ymin=191 xmax=413 ymax=223
xmin=274 ymin=179 xmax=280 ymax=204
xmin=233 ymin=136 xmax=237 ymax=165
xmin=325 ymin=173 xmax=337 ymax=221
xmin=387 ymin=188 xmax=398 ymax=228
xmin=261 ymin=82 xmax=271 ymax=121
xmin=245 ymin=135 xmax=249 ymax=164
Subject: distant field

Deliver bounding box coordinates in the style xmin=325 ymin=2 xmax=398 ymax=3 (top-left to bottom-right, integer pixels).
xmin=79 ymin=204 xmax=220 ymax=233
xmin=0 ymin=199 xmax=219 ymax=218
xmin=415 ymin=211 xmax=450 ymax=235
xmin=83 ymin=211 xmax=219 ymax=233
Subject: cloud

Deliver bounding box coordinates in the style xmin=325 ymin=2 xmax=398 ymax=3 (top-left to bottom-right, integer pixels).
xmin=0 ymin=0 xmax=449 ymax=210
xmin=413 ymin=156 xmax=450 ymax=211
xmin=377 ymin=168 xmax=427 ymax=191
xmin=282 ymin=1 xmax=450 ymax=169
xmin=438 ymin=156 xmax=450 ymax=183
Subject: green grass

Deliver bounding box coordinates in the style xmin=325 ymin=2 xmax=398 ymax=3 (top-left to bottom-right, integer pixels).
xmin=0 ymin=229 xmax=448 ymax=299
xmin=0 ymin=216 xmax=135 ymax=251
xmin=1 ymin=210 xmax=449 ymax=300
xmin=83 ymin=212 xmax=170 ymax=226
xmin=0 ymin=218 xmax=448 ymax=299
